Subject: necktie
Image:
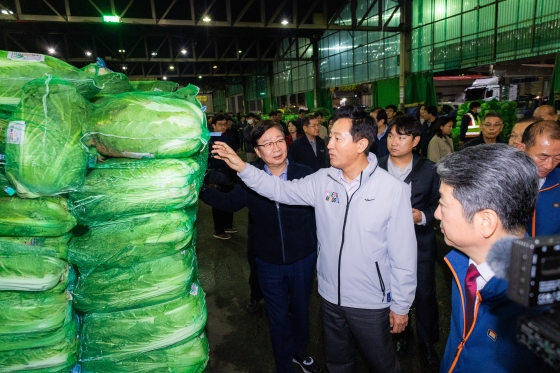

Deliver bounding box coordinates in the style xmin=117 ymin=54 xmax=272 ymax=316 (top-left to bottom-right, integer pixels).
xmin=464 ymin=263 xmax=480 ymax=334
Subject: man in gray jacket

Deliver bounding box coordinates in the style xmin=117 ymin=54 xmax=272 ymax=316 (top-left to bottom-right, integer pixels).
xmin=212 ymin=106 xmax=417 ymax=373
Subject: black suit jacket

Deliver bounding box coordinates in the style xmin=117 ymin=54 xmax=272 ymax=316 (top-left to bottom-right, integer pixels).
xmin=378 ymin=154 xmax=440 ymax=258
xmin=288 ymin=135 xmax=327 ymax=172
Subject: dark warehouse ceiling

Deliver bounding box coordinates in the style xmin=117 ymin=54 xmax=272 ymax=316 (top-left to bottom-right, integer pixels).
xmin=0 ymin=0 xmax=406 ymax=88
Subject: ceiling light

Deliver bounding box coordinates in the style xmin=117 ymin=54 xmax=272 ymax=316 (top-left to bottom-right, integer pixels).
xmin=213 ymin=65 xmax=218 ymax=69
xmin=118 ymin=49 xmax=125 ymax=53
xmin=198 ymin=75 xmax=202 ymax=79
xmin=48 ymin=48 xmax=55 ymax=54
xmin=281 ymin=20 xmax=289 ymax=25
xmin=151 ymin=52 xmax=157 ymax=56
xmin=1 ymin=10 xmax=8 ymax=15
xmin=163 ymin=76 xmax=167 ymax=80
xmin=181 ymin=49 xmax=187 ymax=54
xmin=169 ymin=65 xmax=174 ymax=70
xmin=85 ymin=51 xmax=92 ymax=56
xmin=9 ymin=10 xmax=13 ymax=14
xmin=202 ymin=16 xmax=211 ymax=22
xmin=238 ymin=50 xmax=242 ymax=53
xmin=122 ymin=66 xmax=127 ymax=70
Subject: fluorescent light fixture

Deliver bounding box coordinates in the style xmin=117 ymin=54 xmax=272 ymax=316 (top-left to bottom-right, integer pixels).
xmin=169 ymin=65 xmax=175 ymax=70
xmin=48 ymin=48 xmax=55 ymax=54
xmin=103 ymin=15 xmax=120 ymax=23
xmin=202 ymin=16 xmax=211 ymax=22
xmin=181 ymin=49 xmax=187 ymax=54
xmin=85 ymin=51 xmax=92 ymax=56
xmin=281 ymin=20 xmax=289 ymax=25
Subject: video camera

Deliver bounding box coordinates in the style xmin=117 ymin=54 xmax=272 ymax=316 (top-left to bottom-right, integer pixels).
xmin=488 ymin=236 xmax=560 ymax=370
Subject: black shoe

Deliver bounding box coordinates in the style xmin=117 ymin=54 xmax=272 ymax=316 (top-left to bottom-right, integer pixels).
xmin=396 ymin=327 xmax=412 ymax=355
xmin=419 ymin=343 xmax=440 ymax=372
xmin=293 ymin=354 xmax=321 ymax=373
xmin=246 ymin=299 xmax=261 ymax=313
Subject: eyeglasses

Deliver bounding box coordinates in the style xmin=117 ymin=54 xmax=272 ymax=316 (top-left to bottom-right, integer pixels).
xmin=482 ymin=122 xmax=503 ymax=128
xmin=256 ymin=139 xmax=286 ymax=149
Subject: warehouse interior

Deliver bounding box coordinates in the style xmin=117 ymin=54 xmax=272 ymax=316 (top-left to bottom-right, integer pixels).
xmin=1 ymin=1 xmax=559 ymax=373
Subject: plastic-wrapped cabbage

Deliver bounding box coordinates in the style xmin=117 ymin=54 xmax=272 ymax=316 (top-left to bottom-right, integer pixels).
xmin=80 ymin=283 xmax=207 ymax=362
xmin=0 ymin=234 xmax=71 ymax=259
xmin=73 ymin=250 xmax=196 ymax=313
xmin=83 ymin=91 xmax=208 ymax=158
xmin=0 ymin=248 xmax=69 ymax=291
xmin=81 ymin=332 xmax=209 ymax=373
xmin=0 ymin=291 xmax=72 ymax=336
xmin=69 ymin=158 xmax=202 ymax=224
xmin=0 ymin=331 xmax=78 ymax=373
xmin=69 ymin=211 xmax=194 ymax=272
xmin=130 ymin=80 xmax=178 ymax=92
xmin=0 ymin=50 xmax=101 ymax=111
xmin=0 ymin=108 xmax=10 ymax=154
xmin=0 ymin=197 xmax=76 ymax=237
xmin=93 ymin=72 xmax=135 ymax=98
xmin=5 ymin=77 xmax=91 ymax=198
xmin=0 ymin=316 xmax=77 ymax=353
xmin=0 ymin=172 xmax=15 ymax=197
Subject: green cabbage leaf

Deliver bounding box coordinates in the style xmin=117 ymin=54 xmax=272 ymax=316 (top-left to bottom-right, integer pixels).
xmin=68 ymin=211 xmax=194 ymax=272
xmin=80 ymin=283 xmax=207 ymax=362
xmin=0 ymin=197 xmax=76 ymax=237
xmin=69 ymin=158 xmax=201 ymax=224
xmin=73 ymin=249 xmax=196 ymax=313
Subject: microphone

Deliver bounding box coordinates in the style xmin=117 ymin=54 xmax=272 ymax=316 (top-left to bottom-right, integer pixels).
xmin=486 ymin=236 xmax=518 ymax=281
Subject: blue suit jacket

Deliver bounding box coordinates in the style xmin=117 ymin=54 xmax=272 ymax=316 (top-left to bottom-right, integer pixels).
xmin=527 ymin=168 xmax=560 ymax=237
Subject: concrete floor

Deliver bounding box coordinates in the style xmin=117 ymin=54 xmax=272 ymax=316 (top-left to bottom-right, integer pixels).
xmin=196 ymin=166 xmax=455 ymax=373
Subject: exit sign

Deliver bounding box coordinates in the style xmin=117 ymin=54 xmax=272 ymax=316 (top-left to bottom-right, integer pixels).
xmin=103 ymin=15 xmax=120 ymax=23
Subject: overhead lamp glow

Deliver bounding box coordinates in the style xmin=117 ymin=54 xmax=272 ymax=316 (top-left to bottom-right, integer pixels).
xmin=281 ymin=20 xmax=289 ymax=25
xmin=1 ymin=10 xmax=8 ymax=15
xmin=213 ymin=65 xmax=218 ymax=69
xmin=122 ymin=66 xmax=127 ymax=70
xmin=202 ymin=16 xmax=211 ymax=22
xmin=151 ymin=52 xmax=157 ymax=56
xmin=85 ymin=51 xmax=92 ymax=56
xmin=103 ymin=15 xmax=120 ymax=23
xmin=198 ymin=75 xmax=202 ymax=79
xmin=163 ymin=76 xmax=167 ymax=80
xmin=47 ymin=48 xmax=55 ymax=54
xmin=181 ymin=49 xmax=187 ymax=54
xmin=169 ymin=65 xmax=175 ymax=70
xmin=118 ymin=49 xmax=125 ymax=53
xmin=238 ymin=50 xmax=242 ymax=53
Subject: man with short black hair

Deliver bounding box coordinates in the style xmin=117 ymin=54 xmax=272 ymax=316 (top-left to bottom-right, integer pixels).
xmin=385 ymin=104 xmax=398 ymax=123
xmin=314 ymin=111 xmax=328 ymax=139
xmin=296 ymin=109 xmax=307 ymax=128
xmin=243 ymin=113 xmax=258 ymax=162
xmin=460 ymin=101 xmax=482 ymax=144
xmin=211 ymin=105 xmax=417 ymax=373
xmin=418 ymin=106 xmax=438 ymax=156
xmin=288 ymin=116 xmax=327 ymax=172
xmin=460 ymin=112 xmax=504 ymax=149
xmin=379 ymin=116 xmax=441 ymax=372
xmin=437 ymin=144 xmax=554 ymax=373
xmin=517 ymin=120 xmax=560 ymax=236
xmin=508 ymin=117 xmax=541 ymax=148
xmin=370 ymin=109 xmax=389 ymax=158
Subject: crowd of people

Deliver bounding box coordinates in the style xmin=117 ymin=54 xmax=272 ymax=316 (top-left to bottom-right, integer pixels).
xmin=201 ymin=103 xmax=560 ymax=373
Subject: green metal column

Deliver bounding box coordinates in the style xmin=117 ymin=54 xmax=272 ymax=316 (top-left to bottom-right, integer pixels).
xmin=399 ymin=0 xmax=412 ymax=109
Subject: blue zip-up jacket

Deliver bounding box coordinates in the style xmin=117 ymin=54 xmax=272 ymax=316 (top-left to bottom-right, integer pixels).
xmin=527 ymin=168 xmax=560 ymax=237
xmin=200 ymin=159 xmax=317 ymax=265
xmin=442 ymin=249 xmax=553 ymax=373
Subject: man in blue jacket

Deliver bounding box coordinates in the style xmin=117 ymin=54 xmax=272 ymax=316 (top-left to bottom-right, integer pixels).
xmin=435 ymin=144 xmax=554 ymax=373
xmin=516 ymin=120 xmax=560 ymax=236
xmin=212 ymin=106 xmax=417 ymax=373
xmin=200 ymin=121 xmax=321 ymax=373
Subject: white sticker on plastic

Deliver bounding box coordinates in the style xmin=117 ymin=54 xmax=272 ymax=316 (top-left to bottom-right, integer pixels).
xmin=153 ymin=88 xmax=162 ymax=92
xmin=121 ymin=152 xmax=155 ymax=159
xmin=7 ymin=121 xmax=25 ymax=145
xmin=7 ymin=51 xmax=45 ymax=62
xmin=190 ymin=283 xmax=199 ymax=296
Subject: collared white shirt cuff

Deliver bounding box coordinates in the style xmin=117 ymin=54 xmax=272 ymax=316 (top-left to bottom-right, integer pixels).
xmin=416 ymin=211 xmax=426 ymax=226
